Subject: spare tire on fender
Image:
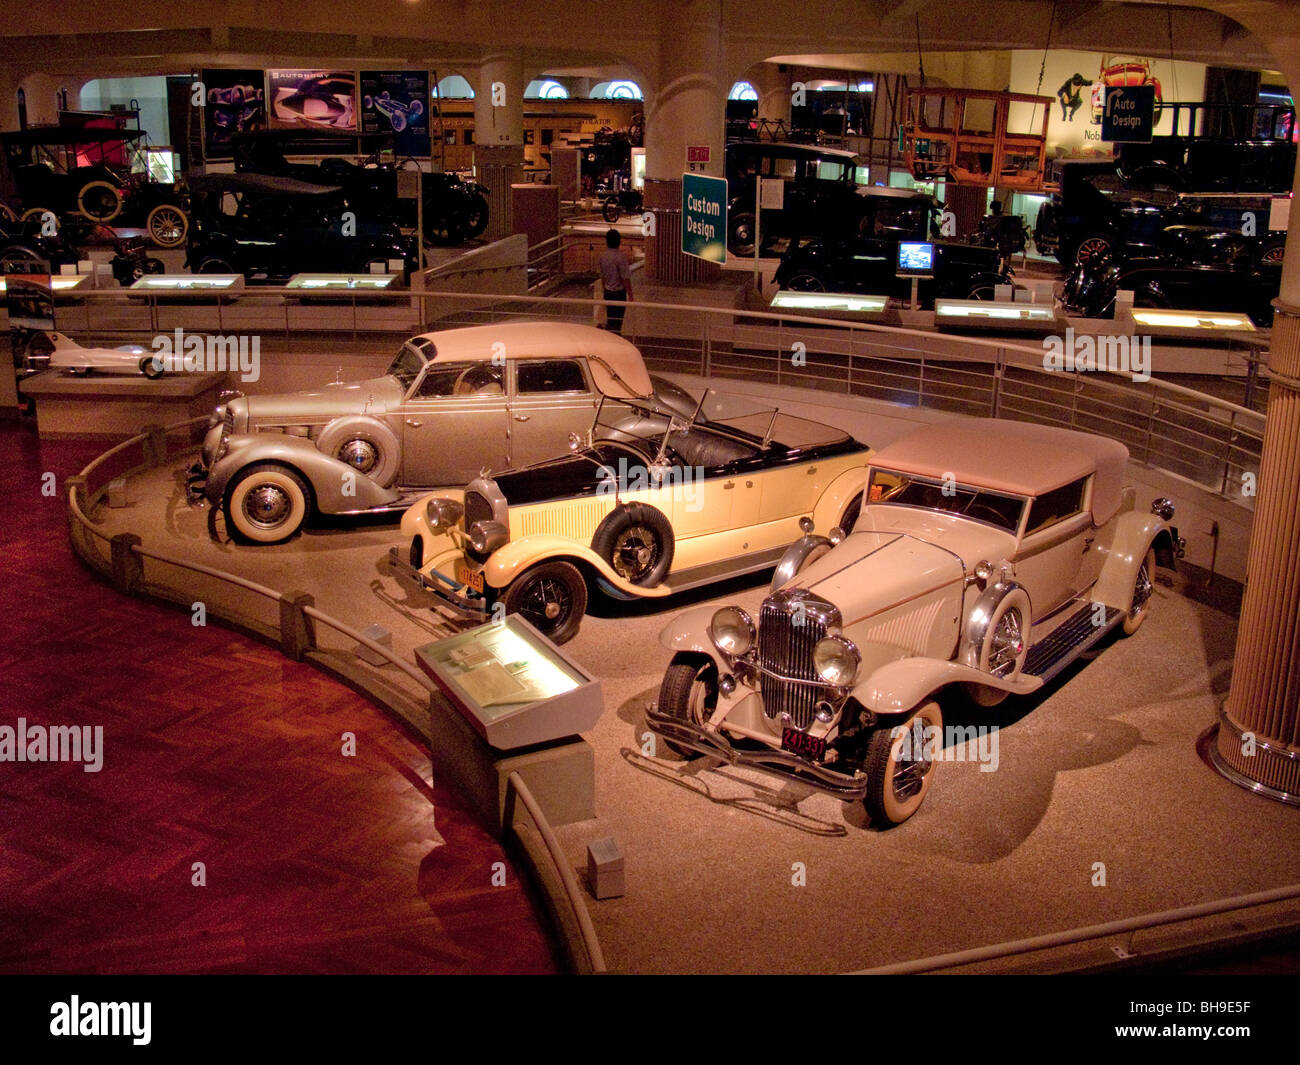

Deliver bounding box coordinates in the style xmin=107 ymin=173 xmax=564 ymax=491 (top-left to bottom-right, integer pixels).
xmin=591 ymin=502 xmax=674 ymax=587
xmin=315 ymin=416 xmax=401 ymax=488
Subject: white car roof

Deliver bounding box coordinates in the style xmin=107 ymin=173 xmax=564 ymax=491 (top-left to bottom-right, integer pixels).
xmin=411 ymin=322 xmax=652 ymax=399
xmin=871 ymin=418 xmax=1129 ymax=524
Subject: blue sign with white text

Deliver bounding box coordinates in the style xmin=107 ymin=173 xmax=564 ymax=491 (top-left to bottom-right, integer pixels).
xmin=682 ymin=173 xmax=728 ymax=263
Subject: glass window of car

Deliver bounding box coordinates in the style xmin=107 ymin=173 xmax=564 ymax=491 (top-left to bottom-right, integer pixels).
xmin=1023 ymin=477 xmax=1090 ymax=536
xmin=866 ymin=467 xmax=1026 ymax=533
xmin=771 ymin=156 xmax=798 ymax=180
xmin=813 ymin=159 xmax=848 ymax=182
xmin=413 ymin=361 xmax=504 ymax=398
xmin=516 ymin=359 xmax=588 ymax=394
xmin=387 ymin=339 xmax=433 ymax=388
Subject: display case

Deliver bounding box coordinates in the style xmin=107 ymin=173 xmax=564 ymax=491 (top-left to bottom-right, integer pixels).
xmin=414 ymin=615 xmax=603 ymax=750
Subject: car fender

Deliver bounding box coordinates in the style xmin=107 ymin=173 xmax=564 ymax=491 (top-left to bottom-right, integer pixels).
xmin=1093 ymin=512 xmax=1170 ymax=611
xmin=206 ymin=433 xmax=401 ymax=513
xmin=856 ymin=657 xmax=1043 ymax=715
xmin=400 ymin=489 xmax=466 ymax=541
xmin=657 ymin=605 xmax=728 ymax=669
xmin=482 ymin=535 xmax=672 ymax=598
xmin=810 ymin=465 xmax=869 ymax=531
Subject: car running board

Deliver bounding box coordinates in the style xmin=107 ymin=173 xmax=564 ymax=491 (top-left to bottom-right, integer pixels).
xmin=644 ymin=702 xmax=869 ymax=801
xmin=1023 ymin=602 xmax=1125 ymax=684
xmin=661 ymin=545 xmax=788 ymax=595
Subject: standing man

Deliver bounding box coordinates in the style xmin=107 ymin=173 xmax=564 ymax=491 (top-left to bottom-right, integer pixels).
xmin=598 ymin=228 xmax=633 ymax=335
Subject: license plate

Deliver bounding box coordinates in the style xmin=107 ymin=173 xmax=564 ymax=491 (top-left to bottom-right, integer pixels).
xmin=455 ymin=562 xmax=484 ymax=594
xmin=782 ymin=728 xmax=825 ymax=760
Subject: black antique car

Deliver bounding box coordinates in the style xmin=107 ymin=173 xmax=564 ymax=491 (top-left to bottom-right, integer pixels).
xmin=1034 ymin=159 xmax=1286 ymax=268
xmin=185 ymin=172 xmax=417 ymax=283
xmin=1060 ymin=247 xmax=1280 ymax=327
xmin=0 ymin=127 xmax=190 ymax=248
xmin=231 ymin=131 xmax=488 ymax=245
xmin=773 ymin=187 xmax=1009 ymax=306
xmin=724 ymin=140 xmax=865 ymax=257
xmin=0 ymin=216 xmax=85 ymax=272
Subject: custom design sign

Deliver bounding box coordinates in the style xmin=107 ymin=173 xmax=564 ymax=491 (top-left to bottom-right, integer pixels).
xmin=268 ymin=69 xmax=357 ymax=132
xmin=360 ymin=71 xmax=431 ymax=157
xmin=202 ymin=69 xmax=266 ymax=160
xmin=682 ymin=172 xmax=728 ymax=263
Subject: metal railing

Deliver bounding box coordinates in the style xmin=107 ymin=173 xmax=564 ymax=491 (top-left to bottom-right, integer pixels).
xmin=33 ymin=284 xmax=1267 ymax=503
xmin=65 ymin=415 xmax=607 ymax=975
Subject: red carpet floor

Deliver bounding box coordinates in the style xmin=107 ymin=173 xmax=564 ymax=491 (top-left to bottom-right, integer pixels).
xmin=0 ymin=420 xmax=559 ymax=974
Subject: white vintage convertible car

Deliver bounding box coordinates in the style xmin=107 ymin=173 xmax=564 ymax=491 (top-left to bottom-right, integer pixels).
xmin=647 ymin=418 xmax=1182 ymax=828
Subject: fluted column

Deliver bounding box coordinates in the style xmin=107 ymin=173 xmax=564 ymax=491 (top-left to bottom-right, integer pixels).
xmin=643 ymin=0 xmax=724 ymax=284
xmin=1215 ymin=139 xmax=1300 ymax=802
xmin=473 ymin=54 xmax=525 ymax=241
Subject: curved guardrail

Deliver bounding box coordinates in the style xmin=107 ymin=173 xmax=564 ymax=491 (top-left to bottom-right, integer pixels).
xmin=64 ymin=414 xmax=606 ymax=975
xmin=42 ymin=285 xmax=1266 ymax=504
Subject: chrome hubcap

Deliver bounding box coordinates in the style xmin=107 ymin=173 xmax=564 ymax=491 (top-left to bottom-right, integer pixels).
xmin=243 ymin=484 xmax=291 ymax=528
xmin=988 ymin=609 xmax=1024 ymax=678
xmin=337 ymin=438 xmax=378 ymax=474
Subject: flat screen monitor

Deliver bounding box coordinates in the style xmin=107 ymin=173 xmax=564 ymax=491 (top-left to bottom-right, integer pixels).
xmin=897 ymin=240 xmax=935 ymax=277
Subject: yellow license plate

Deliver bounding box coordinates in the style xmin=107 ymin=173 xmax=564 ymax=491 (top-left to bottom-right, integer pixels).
xmin=456 ymin=562 xmax=485 ymax=594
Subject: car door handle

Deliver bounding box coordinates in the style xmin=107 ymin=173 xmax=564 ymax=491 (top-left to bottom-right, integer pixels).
xmin=724 ymin=481 xmax=735 ymax=489
xmin=513 ymin=414 xmax=530 ymax=422
xmin=405 ymin=419 xmax=422 ymax=428
xmin=807 ymin=466 xmax=818 ymax=475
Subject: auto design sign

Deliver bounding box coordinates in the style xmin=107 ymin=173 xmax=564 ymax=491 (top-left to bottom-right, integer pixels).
xmin=1101 ymin=85 xmax=1155 ymax=143
xmin=361 ymin=71 xmax=431 ymax=157
xmin=268 ymin=70 xmax=358 ymax=132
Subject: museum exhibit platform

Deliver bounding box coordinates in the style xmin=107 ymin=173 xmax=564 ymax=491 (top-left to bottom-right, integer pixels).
xmin=21 ymin=369 xmax=229 ymax=440
xmin=62 ymin=376 xmax=1299 ymax=974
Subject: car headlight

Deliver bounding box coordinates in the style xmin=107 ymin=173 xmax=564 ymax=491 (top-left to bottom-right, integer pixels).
xmin=425 ymin=497 xmax=464 ymax=533
xmin=709 ymin=607 xmax=754 ymax=657
xmin=466 ymin=519 xmax=509 ymax=556
xmin=814 ymin=635 xmax=859 ymax=687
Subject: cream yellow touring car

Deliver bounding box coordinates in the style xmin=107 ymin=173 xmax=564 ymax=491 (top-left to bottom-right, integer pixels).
xmin=390 ymin=393 xmax=871 ymax=643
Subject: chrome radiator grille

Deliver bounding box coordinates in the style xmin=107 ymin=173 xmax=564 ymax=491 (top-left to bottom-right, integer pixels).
xmin=464 ymin=491 xmax=493 ymax=529
xmin=758 ymin=590 xmax=835 ymax=732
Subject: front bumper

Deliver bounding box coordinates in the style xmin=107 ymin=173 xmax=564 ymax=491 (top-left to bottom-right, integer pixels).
xmin=644 ymin=702 xmax=868 ymax=801
xmin=386 ymin=546 xmax=491 ymax=620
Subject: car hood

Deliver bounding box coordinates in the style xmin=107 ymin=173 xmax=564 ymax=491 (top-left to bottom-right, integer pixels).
xmin=787 ymin=507 xmax=1019 ymax=608
xmin=236 ymin=375 xmax=406 ymax=424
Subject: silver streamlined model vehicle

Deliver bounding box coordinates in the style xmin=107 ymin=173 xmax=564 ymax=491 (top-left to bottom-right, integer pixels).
xmin=648 ymin=418 xmax=1183 ymax=828
xmin=190 ymin=322 xmax=698 ymax=543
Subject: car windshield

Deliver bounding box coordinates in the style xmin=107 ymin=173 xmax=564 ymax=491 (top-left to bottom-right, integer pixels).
xmin=867 ymin=467 xmax=1026 ymax=533
xmin=386 ymin=337 xmax=435 ymax=387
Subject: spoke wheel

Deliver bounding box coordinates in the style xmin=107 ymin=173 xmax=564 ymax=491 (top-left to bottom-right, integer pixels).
xmin=987 ymin=607 xmax=1025 ymax=678
xmin=146 ymin=204 xmax=189 ymax=248
xmin=502 ymin=561 xmax=588 ymax=644
xmin=1122 ymin=547 xmax=1157 ymax=636
xmin=655 ymin=654 xmax=718 ymax=759
xmin=863 ymin=700 xmax=943 ymax=828
xmin=1074 ymin=234 xmax=1113 ymax=266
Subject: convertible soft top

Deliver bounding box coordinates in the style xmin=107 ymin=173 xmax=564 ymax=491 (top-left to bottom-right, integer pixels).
xmin=414 ymin=322 xmax=654 ymax=400
xmin=871 ymin=417 xmax=1129 ymax=524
